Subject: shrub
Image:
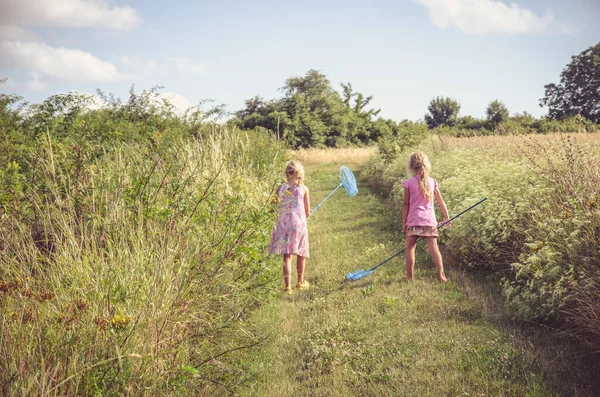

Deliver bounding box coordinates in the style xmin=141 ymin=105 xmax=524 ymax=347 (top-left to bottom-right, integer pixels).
xmin=0 ymin=116 xmax=286 ymax=393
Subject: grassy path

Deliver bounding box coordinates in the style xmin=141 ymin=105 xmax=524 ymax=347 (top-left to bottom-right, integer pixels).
xmin=237 ymin=163 xmax=549 ymax=396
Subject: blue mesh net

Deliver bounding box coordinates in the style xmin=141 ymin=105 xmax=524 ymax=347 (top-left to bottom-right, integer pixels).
xmin=340 ymin=166 xmax=358 ymax=196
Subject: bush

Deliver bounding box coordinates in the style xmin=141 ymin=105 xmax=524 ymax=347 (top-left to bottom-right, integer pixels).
xmin=364 ymin=133 xmax=600 ymax=351
xmin=0 ymin=86 xmax=287 ymax=394
xmin=502 ymin=136 xmax=600 ymax=331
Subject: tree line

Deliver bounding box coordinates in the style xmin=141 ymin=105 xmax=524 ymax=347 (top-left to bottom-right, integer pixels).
xmin=231 ymin=41 xmax=600 ymax=147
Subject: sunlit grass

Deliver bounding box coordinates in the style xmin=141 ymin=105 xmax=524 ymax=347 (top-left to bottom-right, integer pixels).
xmin=235 ymin=161 xmax=556 ymax=397
xmin=0 ymin=128 xmax=285 ymax=395
xmin=289 ymin=146 xmax=376 ymax=165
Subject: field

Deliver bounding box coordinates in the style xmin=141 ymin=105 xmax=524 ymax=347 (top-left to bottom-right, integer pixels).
xmin=1 ymin=127 xmax=599 ymax=395
xmin=232 ymin=140 xmax=599 ymax=396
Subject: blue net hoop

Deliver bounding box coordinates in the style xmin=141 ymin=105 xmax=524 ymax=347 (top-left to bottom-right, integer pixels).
xmin=340 ymin=166 xmax=358 ymax=196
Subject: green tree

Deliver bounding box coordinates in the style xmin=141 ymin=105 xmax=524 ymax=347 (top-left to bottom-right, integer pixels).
xmin=0 ymin=78 xmax=27 ymax=167
xmin=540 ymin=41 xmax=600 ymax=123
xmin=486 ymin=100 xmax=509 ymax=127
xmin=233 ymin=96 xmax=280 ymax=132
xmin=377 ymin=119 xmax=429 ymax=163
xmin=457 ymin=115 xmax=485 ymax=130
xmin=340 ymin=82 xmax=382 ymax=144
xmin=233 ymin=70 xmax=384 ymax=148
xmin=279 ymin=70 xmax=339 ymax=147
xmin=236 ymin=95 xmax=265 ymax=119
xmin=424 ymin=96 xmax=460 ymax=129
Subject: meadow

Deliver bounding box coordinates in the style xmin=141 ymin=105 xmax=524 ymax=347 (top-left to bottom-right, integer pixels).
xmin=364 ymin=132 xmax=600 ymax=341
xmin=224 ymin=138 xmax=598 ymax=397
xmin=1 ymin=86 xmax=599 ymax=395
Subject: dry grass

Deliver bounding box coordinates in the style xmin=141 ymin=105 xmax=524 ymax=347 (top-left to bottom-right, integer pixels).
xmin=433 ymin=132 xmax=600 ymax=156
xmin=289 ymin=146 xmax=377 ymax=165
xmin=0 ymin=128 xmax=284 ymax=395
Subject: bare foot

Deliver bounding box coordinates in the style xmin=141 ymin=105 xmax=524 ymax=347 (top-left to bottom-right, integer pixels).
xmin=402 ymin=275 xmax=414 ymax=281
xmin=438 ymin=273 xmax=449 ymax=283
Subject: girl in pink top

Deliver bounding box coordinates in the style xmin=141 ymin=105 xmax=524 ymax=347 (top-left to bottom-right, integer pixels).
xmin=402 ymin=152 xmax=451 ymax=282
xmin=269 ymin=161 xmax=311 ymax=294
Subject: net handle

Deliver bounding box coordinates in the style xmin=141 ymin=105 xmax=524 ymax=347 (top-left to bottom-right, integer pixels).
xmin=369 ymin=197 xmax=488 ymax=271
xmin=309 ymin=183 xmax=342 ymax=217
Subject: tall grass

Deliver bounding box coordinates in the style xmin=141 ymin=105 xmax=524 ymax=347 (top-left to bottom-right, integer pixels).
xmin=502 ymin=135 xmax=600 ymax=343
xmin=363 ymin=133 xmax=600 ymax=360
xmin=0 ymin=127 xmax=285 ymax=395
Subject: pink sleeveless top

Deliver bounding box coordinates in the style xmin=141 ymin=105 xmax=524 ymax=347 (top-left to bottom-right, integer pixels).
xmin=403 ymin=176 xmax=438 ymax=227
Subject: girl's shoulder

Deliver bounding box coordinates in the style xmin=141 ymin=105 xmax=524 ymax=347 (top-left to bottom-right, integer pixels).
xmin=402 ymin=176 xmax=417 ymax=188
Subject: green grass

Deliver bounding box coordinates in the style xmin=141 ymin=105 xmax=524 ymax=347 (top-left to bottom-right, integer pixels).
xmin=234 ymin=163 xmax=553 ymax=397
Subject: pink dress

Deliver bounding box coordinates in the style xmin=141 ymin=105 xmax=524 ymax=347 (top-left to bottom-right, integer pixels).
xmin=403 ymin=175 xmax=439 ymax=237
xmin=269 ymin=183 xmax=310 ymax=257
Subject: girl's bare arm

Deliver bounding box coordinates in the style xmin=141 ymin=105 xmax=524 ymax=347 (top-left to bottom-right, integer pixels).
xmin=304 ymin=186 xmax=311 ymax=218
xmin=402 ymin=188 xmax=409 ymax=233
xmin=434 ymin=186 xmax=451 ymax=224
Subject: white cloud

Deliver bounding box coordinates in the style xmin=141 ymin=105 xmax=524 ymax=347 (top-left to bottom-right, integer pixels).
xmin=167 ymin=57 xmax=205 ymax=74
xmin=84 ymin=94 xmax=107 ymax=111
xmin=26 ymin=72 xmax=48 ymax=91
xmin=75 ymin=91 xmax=196 ymax=115
xmin=157 ymin=92 xmax=195 ymax=113
xmin=414 ymin=0 xmax=555 ymax=34
xmin=0 ymin=40 xmax=120 ymax=81
xmin=0 ymin=1 xmax=140 ymax=88
xmin=0 ymin=0 xmax=140 ymax=29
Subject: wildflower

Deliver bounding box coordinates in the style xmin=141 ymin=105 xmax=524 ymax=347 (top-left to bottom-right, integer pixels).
xmin=110 ymin=313 xmax=131 ymax=330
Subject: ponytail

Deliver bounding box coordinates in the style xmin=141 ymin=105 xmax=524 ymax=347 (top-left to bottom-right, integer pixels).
xmin=407 ymin=152 xmax=433 ymax=201
xmin=418 ymin=167 xmax=432 ymax=201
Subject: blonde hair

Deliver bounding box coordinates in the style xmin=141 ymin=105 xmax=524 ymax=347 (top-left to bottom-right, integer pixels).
xmin=407 ymin=152 xmax=433 ymax=201
xmin=285 ymin=160 xmax=305 ymax=185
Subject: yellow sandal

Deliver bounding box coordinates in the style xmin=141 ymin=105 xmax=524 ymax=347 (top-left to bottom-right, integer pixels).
xmin=295 ymin=281 xmax=310 ymax=290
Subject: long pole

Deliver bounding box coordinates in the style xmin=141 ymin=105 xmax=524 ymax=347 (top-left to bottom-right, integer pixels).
xmin=309 ymin=183 xmax=342 ymax=217
xmin=369 ymin=197 xmax=488 ymax=272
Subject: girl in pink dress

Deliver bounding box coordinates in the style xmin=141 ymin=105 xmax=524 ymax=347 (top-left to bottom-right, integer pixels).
xmin=402 ymin=152 xmax=451 ymax=282
xmin=269 ymin=161 xmax=311 ymax=294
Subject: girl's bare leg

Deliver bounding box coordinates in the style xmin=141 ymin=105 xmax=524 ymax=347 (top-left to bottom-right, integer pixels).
xmin=426 ymin=237 xmax=449 ymax=282
xmin=283 ymin=254 xmax=292 ymax=289
xmin=405 ymin=236 xmax=418 ymax=280
xmin=296 ymin=255 xmax=306 ymax=285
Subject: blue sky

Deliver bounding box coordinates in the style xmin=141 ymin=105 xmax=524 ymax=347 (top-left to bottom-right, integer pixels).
xmin=1 ymin=0 xmax=599 ymax=121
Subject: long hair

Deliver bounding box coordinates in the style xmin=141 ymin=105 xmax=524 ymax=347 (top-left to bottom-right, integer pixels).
xmin=407 ymin=152 xmax=432 ymax=201
xmin=285 ymin=160 xmax=305 ymax=185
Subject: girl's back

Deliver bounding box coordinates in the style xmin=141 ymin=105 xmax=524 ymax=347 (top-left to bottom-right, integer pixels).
xmin=270 ymin=183 xmax=309 ymax=257
xmin=403 ymin=175 xmax=437 ymax=227
xmin=276 ymin=183 xmax=306 ymax=221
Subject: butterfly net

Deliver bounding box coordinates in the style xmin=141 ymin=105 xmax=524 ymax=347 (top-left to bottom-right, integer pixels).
xmin=340 ymin=166 xmax=358 ymax=196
